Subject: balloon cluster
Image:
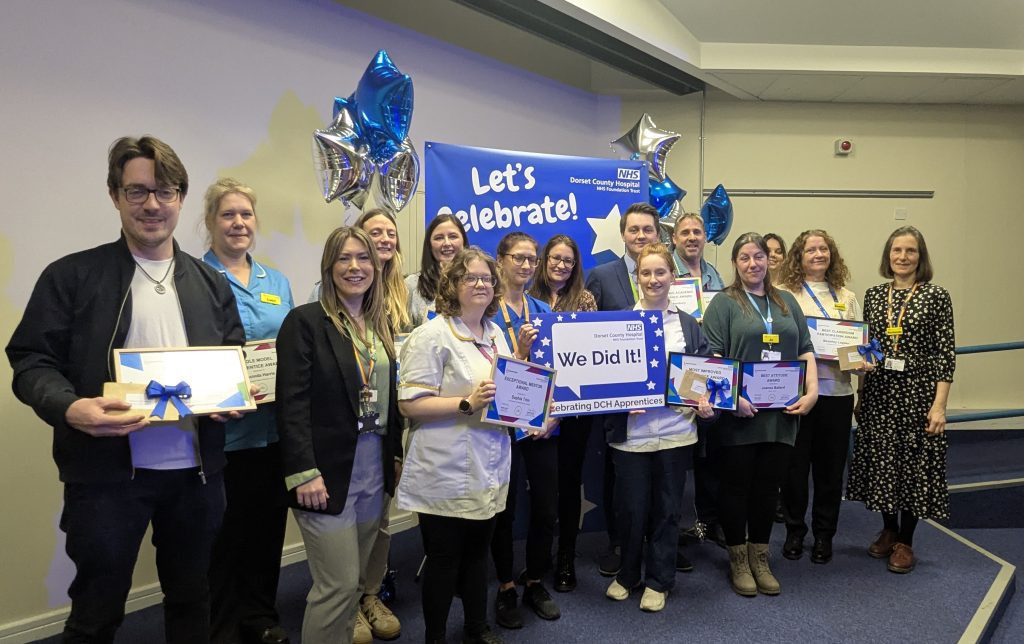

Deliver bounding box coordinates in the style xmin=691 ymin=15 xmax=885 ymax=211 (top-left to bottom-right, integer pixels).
xmin=312 ymin=50 xmax=420 ymax=212
xmin=610 ymin=113 xmax=733 ymax=245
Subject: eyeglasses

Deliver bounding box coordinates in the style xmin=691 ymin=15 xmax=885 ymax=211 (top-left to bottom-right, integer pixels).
xmin=547 ymin=255 xmax=576 ymax=268
xmin=122 ymin=186 xmax=180 ymax=204
xmin=503 ymin=253 xmax=539 ymax=268
xmin=461 ymin=274 xmax=495 ymax=286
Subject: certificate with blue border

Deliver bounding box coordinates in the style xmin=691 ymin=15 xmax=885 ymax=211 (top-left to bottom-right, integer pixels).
xmin=112 ymin=346 xmax=256 ymax=418
xmin=531 ymin=310 xmax=667 ymax=417
xmin=666 ymin=353 xmax=740 ymax=410
xmin=668 ymin=278 xmax=703 ymax=320
xmin=740 ymin=360 xmax=807 ymax=409
xmin=481 ymin=356 xmax=555 ymax=437
xmin=805 ymin=317 xmax=869 ymax=361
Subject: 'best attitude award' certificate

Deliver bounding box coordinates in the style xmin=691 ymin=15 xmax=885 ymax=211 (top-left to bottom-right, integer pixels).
xmin=740 ymin=360 xmax=806 ymax=409
xmin=805 ymin=317 xmax=869 ymax=361
xmin=481 ymin=356 xmax=555 ymax=435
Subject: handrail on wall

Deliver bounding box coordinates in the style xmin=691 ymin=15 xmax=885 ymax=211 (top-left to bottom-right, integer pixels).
xmin=956 ymin=341 xmax=1024 ymax=355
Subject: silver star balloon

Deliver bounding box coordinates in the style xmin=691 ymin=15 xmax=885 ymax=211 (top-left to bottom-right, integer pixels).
xmin=312 ymin=107 xmax=373 ymax=206
xmin=373 ymin=137 xmax=420 ymax=212
xmin=610 ymin=113 xmax=680 ymax=182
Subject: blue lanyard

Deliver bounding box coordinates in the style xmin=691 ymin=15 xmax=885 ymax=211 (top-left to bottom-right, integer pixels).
xmin=802 ymin=282 xmax=839 ymax=319
xmin=499 ymin=295 xmax=529 ymax=355
xmin=744 ymin=290 xmax=773 ymax=335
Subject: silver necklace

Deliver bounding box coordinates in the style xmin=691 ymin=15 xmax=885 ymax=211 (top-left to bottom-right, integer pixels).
xmin=134 ymin=258 xmax=174 ymax=294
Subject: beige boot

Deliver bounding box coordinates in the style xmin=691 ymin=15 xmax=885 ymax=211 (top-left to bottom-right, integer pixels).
xmin=748 ymin=542 xmax=781 ymax=595
xmin=727 ymin=544 xmax=757 ymax=596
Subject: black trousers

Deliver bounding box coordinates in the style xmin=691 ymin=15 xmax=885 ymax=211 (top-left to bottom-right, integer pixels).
xmin=782 ymin=395 xmax=854 ymax=539
xmin=210 ymin=444 xmax=290 ymax=644
xmin=556 ymin=415 xmax=592 ymax=553
xmin=61 ymin=468 xmax=225 ymax=644
xmin=419 ymin=513 xmax=496 ymax=640
xmin=718 ymin=443 xmax=792 ymax=546
xmin=491 ymin=436 xmax=559 ymax=582
xmin=692 ymin=425 xmax=721 ymax=525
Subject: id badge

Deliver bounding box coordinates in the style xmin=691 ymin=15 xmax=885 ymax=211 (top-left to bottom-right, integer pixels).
xmin=833 ymin=302 xmax=846 ymax=311
xmin=886 ymin=326 xmax=903 ymax=336
xmin=364 ymin=388 xmax=378 ymax=403
xmin=762 ymin=333 xmax=780 ymax=345
xmin=884 ymin=357 xmax=906 ymax=372
xmin=358 ymin=411 xmax=381 ymax=434
xmin=761 ymin=350 xmax=782 ymax=361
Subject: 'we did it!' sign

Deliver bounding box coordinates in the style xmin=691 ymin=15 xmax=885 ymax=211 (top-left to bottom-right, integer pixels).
xmin=531 ymin=310 xmax=667 ymax=416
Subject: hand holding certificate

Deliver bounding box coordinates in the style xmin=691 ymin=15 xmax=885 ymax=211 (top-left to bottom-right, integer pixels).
xmin=805 ymin=317 xmax=869 ymax=361
xmin=481 ymin=356 xmax=556 ymax=437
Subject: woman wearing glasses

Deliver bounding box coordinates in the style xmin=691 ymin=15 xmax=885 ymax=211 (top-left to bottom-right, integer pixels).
xmin=489 ymin=233 xmax=560 ymax=630
xmin=405 ymin=214 xmax=469 ymax=327
xmin=397 ymin=248 xmax=512 ymax=644
xmin=201 ymin=179 xmax=295 ymax=644
xmin=529 ymin=235 xmax=596 ymax=592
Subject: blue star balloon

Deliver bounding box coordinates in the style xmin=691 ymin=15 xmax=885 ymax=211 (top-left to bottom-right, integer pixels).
xmin=649 ymin=176 xmax=686 ymax=218
xmin=355 ymin=50 xmax=414 ymax=164
xmin=701 ymin=184 xmax=734 ymax=245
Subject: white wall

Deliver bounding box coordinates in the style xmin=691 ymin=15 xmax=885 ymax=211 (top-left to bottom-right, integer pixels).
xmin=0 ymin=0 xmax=620 ymax=631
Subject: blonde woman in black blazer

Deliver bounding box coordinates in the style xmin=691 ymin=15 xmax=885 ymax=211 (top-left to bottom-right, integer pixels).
xmin=276 ymin=226 xmax=403 ymax=644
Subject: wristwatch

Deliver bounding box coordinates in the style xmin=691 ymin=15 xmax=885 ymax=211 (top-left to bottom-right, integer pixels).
xmin=458 ymin=398 xmax=474 ymax=415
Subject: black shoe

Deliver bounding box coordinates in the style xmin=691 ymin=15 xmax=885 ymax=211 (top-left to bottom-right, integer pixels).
xmin=598 ymin=545 xmax=621 ymax=577
xmin=494 ymin=587 xmax=522 ymax=629
xmin=774 ymin=499 xmax=785 ymax=523
xmin=522 ymin=581 xmax=561 ymax=620
xmin=251 ymin=626 xmax=289 ymax=644
xmin=463 ymin=626 xmax=505 ymax=644
xmin=675 ymin=547 xmax=695 ymax=572
xmin=554 ymin=551 xmax=577 ymax=592
xmin=705 ymin=522 xmax=727 ymax=549
xmin=783 ymin=532 xmax=804 ymax=560
xmin=810 ymin=537 xmax=833 ymax=564
xmin=681 ymin=521 xmax=707 ymax=544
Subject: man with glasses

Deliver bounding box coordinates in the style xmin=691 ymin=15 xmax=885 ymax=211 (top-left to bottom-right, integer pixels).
xmin=583 ymin=202 xmax=660 ymax=578
xmin=7 ymin=136 xmax=245 ymax=643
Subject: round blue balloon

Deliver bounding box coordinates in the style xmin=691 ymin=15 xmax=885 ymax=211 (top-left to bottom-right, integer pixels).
xmin=701 ymin=184 xmax=733 ymax=245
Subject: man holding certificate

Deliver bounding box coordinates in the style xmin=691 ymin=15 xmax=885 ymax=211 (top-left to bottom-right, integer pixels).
xmin=702 ymin=233 xmax=817 ymax=598
xmin=6 ymin=136 xmax=245 ymax=643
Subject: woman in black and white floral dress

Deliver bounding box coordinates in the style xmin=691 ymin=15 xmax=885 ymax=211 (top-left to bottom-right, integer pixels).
xmin=847 ymin=226 xmax=955 ymax=575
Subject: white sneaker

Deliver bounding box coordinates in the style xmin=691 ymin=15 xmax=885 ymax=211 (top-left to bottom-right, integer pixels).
xmin=606 ymin=579 xmax=629 ymax=601
xmin=353 ymin=609 xmax=373 ymax=644
xmin=639 ymin=587 xmax=666 ymax=612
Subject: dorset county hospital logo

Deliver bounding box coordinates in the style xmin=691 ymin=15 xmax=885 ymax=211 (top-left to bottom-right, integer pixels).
xmin=617 ymin=168 xmax=641 ymax=181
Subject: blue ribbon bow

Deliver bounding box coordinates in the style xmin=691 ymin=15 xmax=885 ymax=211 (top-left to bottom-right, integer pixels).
xmin=145 ymin=380 xmax=193 ymax=420
xmin=858 ymin=339 xmax=884 ymax=365
xmin=706 ymin=377 xmax=731 ymax=406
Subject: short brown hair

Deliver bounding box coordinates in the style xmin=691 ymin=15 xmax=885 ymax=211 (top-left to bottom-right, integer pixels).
xmin=202 ymin=178 xmax=257 ymax=248
xmin=620 ymin=202 xmax=660 ymax=234
xmin=673 ymin=212 xmax=705 ymax=234
xmin=107 ymin=136 xmax=188 ymax=196
xmin=879 ymin=226 xmax=933 ymax=282
xmin=435 ymin=247 xmax=502 ymax=320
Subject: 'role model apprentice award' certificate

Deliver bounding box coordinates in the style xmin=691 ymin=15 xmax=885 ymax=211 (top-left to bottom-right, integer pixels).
xmin=243 ymin=339 xmax=277 ymax=404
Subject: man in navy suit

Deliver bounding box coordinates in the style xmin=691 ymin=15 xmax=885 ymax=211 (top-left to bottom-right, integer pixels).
xmin=584 ymin=202 xmax=660 ymax=576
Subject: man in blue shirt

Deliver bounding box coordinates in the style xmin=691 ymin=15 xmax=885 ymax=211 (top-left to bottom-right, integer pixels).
xmin=671 ymin=212 xmax=724 ymax=291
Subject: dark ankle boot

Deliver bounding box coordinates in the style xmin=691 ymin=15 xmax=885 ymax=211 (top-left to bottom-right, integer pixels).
xmin=553 ymin=551 xmax=577 ymax=592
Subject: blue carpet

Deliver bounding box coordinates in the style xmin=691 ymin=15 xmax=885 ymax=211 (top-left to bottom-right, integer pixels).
xmin=947 ymin=430 xmax=1024 ymax=486
xmin=33 ymin=499 xmax=1009 ymax=643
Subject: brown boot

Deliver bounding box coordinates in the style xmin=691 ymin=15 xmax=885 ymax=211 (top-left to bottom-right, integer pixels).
xmin=868 ymin=529 xmax=898 ymax=558
xmin=747 ymin=543 xmax=781 ymax=595
xmin=727 ymin=544 xmax=757 ymax=597
xmin=887 ymin=543 xmax=916 ymax=574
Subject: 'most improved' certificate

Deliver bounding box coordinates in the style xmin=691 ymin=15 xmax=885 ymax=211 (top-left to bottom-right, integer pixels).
xmin=740 ymin=360 xmax=806 ymax=409
xmin=666 ymin=353 xmax=740 ymax=410
xmin=482 ymin=356 xmax=556 ymax=436
xmin=805 ymin=317 xmax=869 ymax=361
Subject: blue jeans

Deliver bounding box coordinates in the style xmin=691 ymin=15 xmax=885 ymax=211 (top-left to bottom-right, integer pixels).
xmin=60 ymin=468 xmax=225 ymax=643
xmin=612 ymin=445 xmax=692 ymax=592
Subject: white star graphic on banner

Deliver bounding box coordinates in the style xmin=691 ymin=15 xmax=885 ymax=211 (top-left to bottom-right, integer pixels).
xmin=587 ymin=204 xmax=624 ymax=256
xmin=648 ymin=314 xmax=659 ymax=324
xmin=647 ymin=381 xmax=656 ymax=390
xmin=533 ymin=317 xmax=543 ymax=326
xmin=655 ymin=328 xmax=664 ymax=337
xmin=556 ymin=314 xmax=564 ymax=322
xmin=541 ymin=337 xmax=551 ymax=346
xmin=652 ymin=344 xmax=660 ymax=352
xmin=534 ymin=349 xmax=545 ymax=359
xmin=650 ymin=358 xmax=659 ymax=368
xmin=544 ymin=362 xmax=552 ymax=368
xmin=570 ymin=312 xmax=577 ymax=319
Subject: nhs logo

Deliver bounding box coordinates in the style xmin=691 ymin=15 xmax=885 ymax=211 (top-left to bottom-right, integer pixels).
xmin=617 ymin=168 xmax=641 ymax=181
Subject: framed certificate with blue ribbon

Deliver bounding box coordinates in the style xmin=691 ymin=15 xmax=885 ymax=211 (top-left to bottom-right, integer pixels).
xmin=666 ymin=353 xmax=740 ymax=411
xmin=532 ymin=310 xmax=668 ymax=417
xmin=481 ymin=355 xmax=556 ymax=438
xmin=740 ymin=360 xmax=807 ymax=409
xmin=108 ymin=347 xmax=256 ymax=420
xmin=805 ymin=317 xmax=869 ymax=361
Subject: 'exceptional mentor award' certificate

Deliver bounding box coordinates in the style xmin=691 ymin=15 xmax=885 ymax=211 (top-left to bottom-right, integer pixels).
xmin=740 ymin=360 xmax=806 ymax=409
xmin=666 ymin=354 xmax=740 ymax=410
xmin=243 ymin=339 xmax=277 ymax=404
xmin=482 ymin=356 xmax=555 ymax=435
xmin=805 ymin=317 xmax=869 ymax=361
